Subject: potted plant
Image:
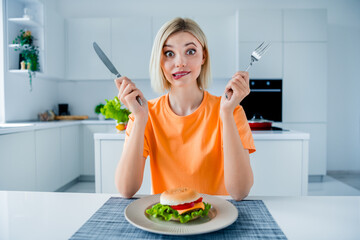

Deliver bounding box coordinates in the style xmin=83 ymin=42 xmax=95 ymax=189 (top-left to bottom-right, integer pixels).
xmin=94 ymin=103 xmax=105 ymax=120
xmin=100 ymin=97 xmax=131 ymax=132
xmin=13 ymin=29 xmax=40 ymax=91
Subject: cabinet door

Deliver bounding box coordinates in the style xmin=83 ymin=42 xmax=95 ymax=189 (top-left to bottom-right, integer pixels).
xmin=35 ymin=128 xmax=61 ymax=191
xmin=0 ymin=132 xmax=36 ymax=191
xmin=82 ymin=124 xmax=113 ymax=176
xmin=278 ymin=123 xmax=327 ymax=176
xmin=238 ymin=42 xmax=282 ymax=78
xmin=60 ymin=126 xmax=80 ymax=186
xmin=66 ymin=18 xmax=111 ymax=80
xmin=249 ymin=140 xmax=304 ymax=196
xmin=284 ymin=9 xmax=327 ymax=42
xmin=44 ymin=2 xmax=65 ymax=78
xmin=283 ymin=43 xmax=327 ymax=122
xmin=111 ymin=17 xmax=152 ymax=79
xmin=237 ymin=9 xmax=282 ymax=42
xmin=97 ymin=139 xmax=151 ymax=194
xmin=195 ymin=15 xmax=236 ymax=79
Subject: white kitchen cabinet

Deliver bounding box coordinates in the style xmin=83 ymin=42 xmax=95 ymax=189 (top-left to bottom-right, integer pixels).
xmin=94 ymin=137 xmax=151 ymax=194
xmin=238 ymin=42 xmax=282 ymax=79
xmin=35 ymin=128 xmax=61 ymax=191
xmin=284 ymin=9 xmax=327 ymax=42
xmin=60 ymin=126 xmax=80 ymax=186
xmin=249 ymin=139 xmax=308 ymax=196
xmin=195 ymin=15 xmax=237 ymax=79
xmin=94 ymin=133 xmax=308 ymax=196
xmin=237 ymin=9 xmax=282 ymax=42
xmin=111 ymin=17 xmax=152 ymax=79
xmin=66 ymin=18 xmax=112 ymax=80
xmin=43 ymin=0 xmax=65 ymax=78
xmin=283 ymin=42 xmax=327 ymax=123
xmin=277 ymin=123 xmax=327 ymax=176
xmin=0 ymin=131 xmax=36 ymax=191
xmin=82 ymin=124 xmax=116 ymax=176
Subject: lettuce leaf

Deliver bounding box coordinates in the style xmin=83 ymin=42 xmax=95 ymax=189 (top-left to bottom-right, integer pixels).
xmin=145 ymin=202 xmax=212 ymax=223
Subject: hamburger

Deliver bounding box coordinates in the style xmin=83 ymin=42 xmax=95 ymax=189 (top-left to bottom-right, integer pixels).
xmin=146 ymin=187 xmax=211 ymax=223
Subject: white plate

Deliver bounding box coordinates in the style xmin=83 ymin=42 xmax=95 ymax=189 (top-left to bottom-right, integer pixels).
xmin=124 ymin=194 xmax=238 ymax=236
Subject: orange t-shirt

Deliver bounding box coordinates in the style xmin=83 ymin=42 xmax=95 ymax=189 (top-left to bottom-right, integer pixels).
xmin=125 ymin=91 xmax=256 ymax=195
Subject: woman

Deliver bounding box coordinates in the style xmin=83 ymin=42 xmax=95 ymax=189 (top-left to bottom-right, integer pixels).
xmin=114 ymin=17 xmax=255 ymax=201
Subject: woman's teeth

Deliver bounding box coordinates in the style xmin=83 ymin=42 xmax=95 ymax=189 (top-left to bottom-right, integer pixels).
xmin=173 ymin=72 xmax=189 ymax=77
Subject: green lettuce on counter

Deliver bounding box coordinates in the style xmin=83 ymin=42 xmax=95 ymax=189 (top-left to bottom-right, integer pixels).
xmin=145 ymin=202 xmax=211 ymax=223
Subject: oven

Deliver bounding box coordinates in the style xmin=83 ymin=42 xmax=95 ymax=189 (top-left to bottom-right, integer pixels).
xmin=240 ymin=79 xmax=282 ymax=122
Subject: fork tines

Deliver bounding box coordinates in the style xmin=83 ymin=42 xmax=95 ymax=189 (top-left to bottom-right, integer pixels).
xmin=256 ymin=41 xmax=271 ymax=57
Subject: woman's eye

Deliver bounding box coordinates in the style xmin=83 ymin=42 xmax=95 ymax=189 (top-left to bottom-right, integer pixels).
xmin=164 ymin=51 xmax=174 ymax=57
xmin=187 ymin=49 xmax=196 ymax=55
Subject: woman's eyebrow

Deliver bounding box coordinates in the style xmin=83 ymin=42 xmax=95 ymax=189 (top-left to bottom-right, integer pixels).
xmin=163 ymin=42 xmax=198 ymax=48
xmin=185 ymin=42 xmax=197 ymax=47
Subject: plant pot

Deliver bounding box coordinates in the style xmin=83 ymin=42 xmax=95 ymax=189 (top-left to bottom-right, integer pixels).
xmin=115 ymin=122 xmax=126 ymax=133
xmin=98 ymin=114 xmax=105 ymax=121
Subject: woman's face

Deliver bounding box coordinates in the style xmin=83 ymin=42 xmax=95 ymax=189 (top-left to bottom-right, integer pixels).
xmin=160 ymin=31 xmax=205 ymax=89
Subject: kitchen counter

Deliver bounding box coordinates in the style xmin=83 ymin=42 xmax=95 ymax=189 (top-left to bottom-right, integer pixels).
xmin=0 ymin=119 xmax=117 ymax=135
xmin=94 ymin=129 xmax=310 ymax=140
xmin=0 ymin=191 xmax=359 ymax=240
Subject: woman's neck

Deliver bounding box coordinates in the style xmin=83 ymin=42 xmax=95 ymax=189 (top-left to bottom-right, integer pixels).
xmin=168 ymin=86 xmax=204 ymax=116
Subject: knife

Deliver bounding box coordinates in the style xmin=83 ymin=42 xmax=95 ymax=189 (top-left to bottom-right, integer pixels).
xmin=93 ymin=42 xmax=143 ymax=106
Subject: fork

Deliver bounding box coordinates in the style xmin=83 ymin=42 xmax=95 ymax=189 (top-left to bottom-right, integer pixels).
xmin=225 ymin=41 xmax=271 ymax=100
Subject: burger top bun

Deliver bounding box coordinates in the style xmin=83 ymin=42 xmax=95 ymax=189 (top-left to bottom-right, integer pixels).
xmin=160 ymin=187 xmax=200 ymax=206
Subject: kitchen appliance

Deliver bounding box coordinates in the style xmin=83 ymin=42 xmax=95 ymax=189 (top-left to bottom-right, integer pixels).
xmin=92 ymin=42 xmax=142 ymax=106
xmin=241 ymin=79 xmax=282 ymax=127
xmin=58 ymin=103 xmax=70 ymax=116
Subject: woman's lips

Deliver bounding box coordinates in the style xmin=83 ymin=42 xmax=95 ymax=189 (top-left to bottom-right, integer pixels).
xmin=172 ymin=71 xmax=190 ymax=80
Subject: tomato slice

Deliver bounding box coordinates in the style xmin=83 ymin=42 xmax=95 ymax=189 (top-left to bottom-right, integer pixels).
xmin=170 ymin=197 xmax=203 ymax=210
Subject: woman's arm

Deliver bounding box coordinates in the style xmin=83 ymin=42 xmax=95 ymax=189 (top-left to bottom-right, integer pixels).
xmin=114 ymin=77 xmax=148 ymax=198
xmin=220 ymin=71 xmax=253 ymax=201
xmin=115 ymin=119 xmax=147 ymax=198
xmin=222 ymin=114 xmax=253 ymax=201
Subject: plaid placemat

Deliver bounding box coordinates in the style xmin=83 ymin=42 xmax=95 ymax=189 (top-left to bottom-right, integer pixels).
xmin=70 ymin=197 xmax=287 ymax=240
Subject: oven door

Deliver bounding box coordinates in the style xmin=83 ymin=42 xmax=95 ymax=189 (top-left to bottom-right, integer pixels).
xmin=240 ymin=80 xmax=282 ymax=122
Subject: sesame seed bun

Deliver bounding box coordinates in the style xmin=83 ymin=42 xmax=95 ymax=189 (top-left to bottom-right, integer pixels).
xmin=160 ymin=187 xmax=200 ymax=206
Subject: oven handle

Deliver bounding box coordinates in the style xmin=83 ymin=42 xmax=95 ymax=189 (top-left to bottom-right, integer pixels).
xmin=250 ymin=89 xmax=281 ymax=92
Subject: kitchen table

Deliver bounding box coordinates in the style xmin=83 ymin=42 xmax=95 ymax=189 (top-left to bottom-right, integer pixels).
xmin=0 ymin=191 xmax=359 ymax=240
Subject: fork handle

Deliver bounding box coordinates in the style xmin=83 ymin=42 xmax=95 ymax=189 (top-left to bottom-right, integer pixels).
xmin=225 ymin=64 xmax=252 ymax=100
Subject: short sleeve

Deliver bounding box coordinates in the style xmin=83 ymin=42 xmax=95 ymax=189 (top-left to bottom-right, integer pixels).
xmin=124 ymin=114 xmax=150 ymax=158
xmin=233 ymin=106 xmax=256 ymax=154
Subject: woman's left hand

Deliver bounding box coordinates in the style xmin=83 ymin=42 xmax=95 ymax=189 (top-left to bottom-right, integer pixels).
xmin=220 ymin=71 xmax=250 ymax=118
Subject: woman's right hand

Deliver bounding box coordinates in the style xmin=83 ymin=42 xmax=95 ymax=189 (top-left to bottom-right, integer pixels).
xmin=115 ymin=77 xmax=148 ymax=124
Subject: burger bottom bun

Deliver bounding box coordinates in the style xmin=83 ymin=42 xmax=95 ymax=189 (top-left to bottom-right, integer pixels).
xmin=160 ymin=187 xmax=200 ymax=206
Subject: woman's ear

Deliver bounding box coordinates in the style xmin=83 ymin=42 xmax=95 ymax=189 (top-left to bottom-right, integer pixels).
xmin=202 ymin=51 xmax=206 ymax=65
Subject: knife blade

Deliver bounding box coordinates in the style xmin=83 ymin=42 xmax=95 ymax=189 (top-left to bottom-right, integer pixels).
xmin=93 ymin=42 xmax=143 ymax=106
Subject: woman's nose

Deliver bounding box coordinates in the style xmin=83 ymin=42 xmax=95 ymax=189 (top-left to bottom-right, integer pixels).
xmin=175 ymin=56 xmax=186 ymax=68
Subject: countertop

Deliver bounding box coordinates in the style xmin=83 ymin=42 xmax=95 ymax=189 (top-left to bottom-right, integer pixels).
xmin=94 ymin=129 xmax=310 ymax=140
xmin=0 ymin=119 xmax=117 ymax=135
xmin=0 ymin=191 xmax=358 ymax=240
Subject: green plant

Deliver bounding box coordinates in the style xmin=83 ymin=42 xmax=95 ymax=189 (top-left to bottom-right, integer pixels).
xmin=13 ymin=29 xmax=33 ymax=45
xmin=94 ymin=103 xmax=105 ymax=114
xmin=12 ymin=29 xmax=40 ymax=91
xmin=100 ymin=97 xmax=131 ymax=123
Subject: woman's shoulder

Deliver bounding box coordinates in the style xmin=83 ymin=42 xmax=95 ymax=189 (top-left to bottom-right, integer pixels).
xmin=204 ymin=91 xmax=221 ymax=106
xmin=147 ymin=94 xmax=167 ymax=112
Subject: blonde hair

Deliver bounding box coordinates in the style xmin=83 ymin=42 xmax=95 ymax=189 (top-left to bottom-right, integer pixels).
xmin=149 ymin=17 xmax=211 ymax=94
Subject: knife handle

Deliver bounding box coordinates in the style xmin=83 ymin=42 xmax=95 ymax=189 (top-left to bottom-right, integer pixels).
xmin=116 ymin=73 xmax=143 ymax=106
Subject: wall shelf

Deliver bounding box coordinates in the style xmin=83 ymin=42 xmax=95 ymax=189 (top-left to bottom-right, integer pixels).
xmin=6 ymin=0 xmax=44 ymax=73
xmin=8 ymin=17 xmax=42 ymax=27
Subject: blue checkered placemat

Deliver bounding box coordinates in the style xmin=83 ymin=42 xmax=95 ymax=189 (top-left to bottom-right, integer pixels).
xmin=70 ymin=197 xmax=287 ymax=240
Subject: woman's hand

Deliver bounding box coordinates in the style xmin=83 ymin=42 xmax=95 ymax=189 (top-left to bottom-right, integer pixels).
xmin=115 ymin=77 xmax=148 ymax=124
xmin=220 ymin=71 xmax=250 ymax=118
